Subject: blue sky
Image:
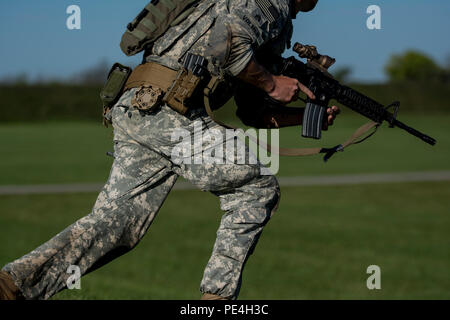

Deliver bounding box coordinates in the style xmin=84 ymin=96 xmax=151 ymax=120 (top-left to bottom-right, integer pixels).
xmin=0 ymin=0 xmax=449 ymax=82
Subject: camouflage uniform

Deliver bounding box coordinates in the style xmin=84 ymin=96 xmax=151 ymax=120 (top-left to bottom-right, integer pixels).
xmin=2 ymin=0 xmax=294 ymax=300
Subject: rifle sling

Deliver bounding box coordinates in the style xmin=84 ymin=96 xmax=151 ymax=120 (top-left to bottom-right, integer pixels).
xmin=204 ymin=76 xmax=380 ymax=161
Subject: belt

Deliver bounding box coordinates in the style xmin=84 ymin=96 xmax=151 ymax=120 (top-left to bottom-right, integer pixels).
xmin=124 ymin=62 xmax=178 ymax=92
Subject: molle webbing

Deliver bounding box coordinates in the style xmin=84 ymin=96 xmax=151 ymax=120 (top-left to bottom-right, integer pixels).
xmin=124 ymin=61 xmax=205 ymax=115
xmin=121 ymin=0 xmax=200 ymax=56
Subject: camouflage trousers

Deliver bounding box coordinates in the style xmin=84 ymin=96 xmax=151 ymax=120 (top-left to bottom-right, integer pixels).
xmin=2 ymin=88 xmax=280 ymax=300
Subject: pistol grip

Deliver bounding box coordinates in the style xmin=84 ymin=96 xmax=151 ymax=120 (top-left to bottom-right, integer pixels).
xmin=302 ymin=102 xmax=326 ymax=139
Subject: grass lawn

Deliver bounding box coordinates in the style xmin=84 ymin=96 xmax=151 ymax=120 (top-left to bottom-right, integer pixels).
xmin=0 ymin=181 xmax=449 ymax=300
xmin=0 ymin=113 xmax=448 ymax=185
xmin=0 ymin=115 xmax=448 ymax=300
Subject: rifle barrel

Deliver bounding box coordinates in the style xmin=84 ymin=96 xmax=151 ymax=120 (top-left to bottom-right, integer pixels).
xmin=338 ymin=86 xmax=436 ymax=146
xmin=392 ymin=119 xmax=437 ymax=146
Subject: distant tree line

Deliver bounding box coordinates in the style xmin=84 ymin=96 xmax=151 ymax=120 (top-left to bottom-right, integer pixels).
xmin=333 ymin=50 xmax=449 ymax=84
xmin=385 ymin=51 xmax=450 ymax=83
xmin=1 ymin=50 xmax=449 ymax=85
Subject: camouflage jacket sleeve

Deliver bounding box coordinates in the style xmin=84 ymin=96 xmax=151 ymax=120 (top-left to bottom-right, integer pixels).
xmin=223 ymin=0 xmax=293 ymax=76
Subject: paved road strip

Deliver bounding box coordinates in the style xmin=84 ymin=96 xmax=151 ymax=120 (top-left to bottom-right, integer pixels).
xmin=1 ymin=171 xmax=449 ymax=195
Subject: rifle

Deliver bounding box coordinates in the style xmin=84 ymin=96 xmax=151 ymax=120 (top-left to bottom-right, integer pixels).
xmin=281 ymin=43 xmax=436 ymax=145
xmin=259 ymin=43 xmax=436 ymax=160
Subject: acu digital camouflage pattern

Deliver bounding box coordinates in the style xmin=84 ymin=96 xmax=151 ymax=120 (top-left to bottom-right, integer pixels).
xmin=147 ymin=0 xmax=293 ymax=76
xmin=2 ymin=0 xmax=294 ymax=300
xmin=2 ymin=90 xmax=280 ymax=300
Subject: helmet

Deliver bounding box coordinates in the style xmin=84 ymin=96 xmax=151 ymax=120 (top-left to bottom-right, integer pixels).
xmin=298 ymin=0 xmax=318 ymax=12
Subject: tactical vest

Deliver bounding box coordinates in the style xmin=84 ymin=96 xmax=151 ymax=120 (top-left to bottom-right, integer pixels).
xmin=121 ymin=0 xmax=201 ymax=56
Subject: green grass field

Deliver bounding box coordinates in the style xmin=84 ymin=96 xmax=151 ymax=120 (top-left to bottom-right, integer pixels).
xmin=1 ymin=183 xmax=449 ymax=299
xmin=0 ymin=113 xmax=448 ymax=184
xmin=0 ymin=114 xmax=449 ymax=299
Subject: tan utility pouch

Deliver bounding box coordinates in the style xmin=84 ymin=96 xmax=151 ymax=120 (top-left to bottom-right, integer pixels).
xmin=163 ymin=68 xmax=202 ymax=115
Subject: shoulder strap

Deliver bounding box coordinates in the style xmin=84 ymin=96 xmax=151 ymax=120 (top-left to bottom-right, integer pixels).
xmin=121 ymin=0 xmax=201 ymax=56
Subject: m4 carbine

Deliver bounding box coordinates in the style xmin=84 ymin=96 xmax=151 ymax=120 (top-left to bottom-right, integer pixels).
xmin=270 ymin=43 xmax=436 ymax=154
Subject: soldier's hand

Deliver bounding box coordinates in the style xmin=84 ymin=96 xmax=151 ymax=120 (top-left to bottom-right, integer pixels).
xmin=269 ymin=75 xmax=315 ymax=104
xmin=322 ymin=105 xmax=340 ymax=130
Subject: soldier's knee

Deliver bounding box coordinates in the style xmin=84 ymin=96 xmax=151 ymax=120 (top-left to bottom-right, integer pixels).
xmin=250 ymin=175 xmax=281 ymax=222
xmin=219 ymin=174 xmax=281 ymax=226
xmin=265 ymin=175 xmax=281 ymax=217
